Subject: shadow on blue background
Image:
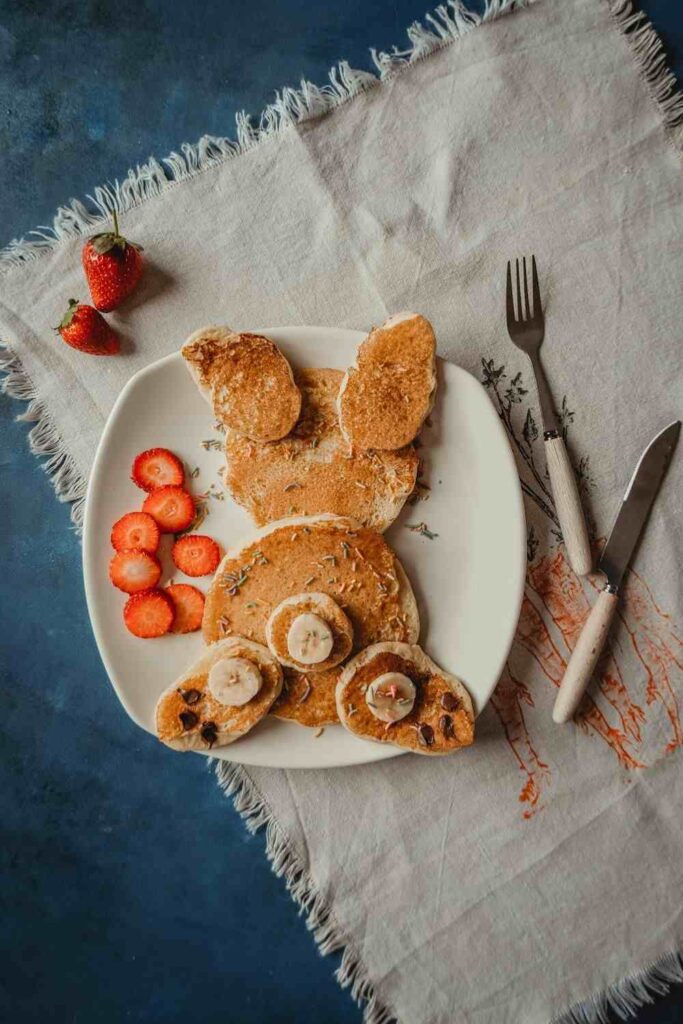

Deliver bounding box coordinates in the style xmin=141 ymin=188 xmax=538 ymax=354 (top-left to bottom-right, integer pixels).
xmin=1 ymin=1 xmax=682 ymax=1021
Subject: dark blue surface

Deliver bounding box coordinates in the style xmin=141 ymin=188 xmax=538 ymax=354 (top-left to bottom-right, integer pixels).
xmin=1 ymin=2 xmax=682 ymax=1022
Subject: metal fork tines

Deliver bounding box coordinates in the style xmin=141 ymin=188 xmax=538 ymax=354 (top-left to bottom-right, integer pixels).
xmin=504 ymin=254 xmax=592 ymax=577
xmin=505 ymin=255 xmax=558 ymax=438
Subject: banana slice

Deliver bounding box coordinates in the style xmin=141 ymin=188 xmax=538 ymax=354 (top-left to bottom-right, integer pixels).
xmin=266 ymin=592 xmax=354 ymax=673
xmin=287 ymin=613 xmax=334 ymax=665
xmin=208 ymin=657 xmax=263 ymax=706
xmin=366 ymin=672 xmax=416 ymax=723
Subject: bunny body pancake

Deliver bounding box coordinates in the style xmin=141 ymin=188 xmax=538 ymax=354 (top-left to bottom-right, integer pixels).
xmin=202 ymin=515 xmax=419 ymax=726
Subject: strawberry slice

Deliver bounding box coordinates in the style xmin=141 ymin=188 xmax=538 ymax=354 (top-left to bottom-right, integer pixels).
xmin=172 ymin=535 xmax=221 ymax=577
xmin=142 ymin=486 xmax=195 ymax=533
xmin=123 ymin=589 xmax=174 ymax=638
xmin=111 ymin=511 xmax=160 ymax=553
xmin=166 ymin=583 xmax=205 ymax=633
xmin=132 ymin=448 xmax=184 ymax=492
xmin=109 ymin=549 xmax=162 ymax=593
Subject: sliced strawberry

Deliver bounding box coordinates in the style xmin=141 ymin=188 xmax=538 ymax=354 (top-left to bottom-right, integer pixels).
xmin=132 ymin=448 xmax=185 ymax=492
xmin=166 ymin=583 xmax=205 ymax=633
xmin=110 ymin=511 xmax=160 ymax=553
xmin=142 ymin=486 xmax=195 ymax=533
xmin=172 ymin=535 xmax=221 ymax=577
xmin=109 ymin=549 xmax=162 ymax=593
xmin=123 ymin=589 xmax=173 ymax=638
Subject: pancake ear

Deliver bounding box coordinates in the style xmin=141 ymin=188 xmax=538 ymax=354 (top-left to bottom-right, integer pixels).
xmin=181 ymin=327 xmax=301 ymax=442
xmin=337 ymin=313 xmax=437 ymax=451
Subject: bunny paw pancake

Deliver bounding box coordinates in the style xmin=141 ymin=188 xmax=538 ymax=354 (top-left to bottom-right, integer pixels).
xmin=225 ymin=368 xmax=418 ymax=531
xmin=155 ymin=636 xmax=283 ymax=752
xmin=336 ymin=642 xmax=474 ymax=756
xmin=202 ymin=515 xmax=419 ymax=726
xmin=266 ymin=592 xmax=353 ymax=672
xmin=338 ymin=312 xmax=437 ymax=451
xmin=182 ymin=326 xmax=301 ymax=441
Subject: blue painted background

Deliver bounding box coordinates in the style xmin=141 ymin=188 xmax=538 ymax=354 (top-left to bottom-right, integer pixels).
xmin=1 ymin=2 xmax=682 ymax=1021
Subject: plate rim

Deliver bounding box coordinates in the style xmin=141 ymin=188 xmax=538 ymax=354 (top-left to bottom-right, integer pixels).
xmin=82 ymin=326 xmax=526 ymax=768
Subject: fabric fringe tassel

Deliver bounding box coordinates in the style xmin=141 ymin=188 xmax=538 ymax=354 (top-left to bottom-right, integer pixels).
xmin=0 ymin=346 xmax=86 ymax=530
xmin=214 ymin=760 xmax=397 ymax=1024
xmin=3 ymin=1 xmax=683 ymax=1017
xmin=557 ymin=950 xmax=683 ymax=1024
xmin=608 ymin=0 xmax=683 ymax=151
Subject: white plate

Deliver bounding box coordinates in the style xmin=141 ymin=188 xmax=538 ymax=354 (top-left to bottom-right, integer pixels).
xmin=83 ymin=327 xmax=525 ymax=769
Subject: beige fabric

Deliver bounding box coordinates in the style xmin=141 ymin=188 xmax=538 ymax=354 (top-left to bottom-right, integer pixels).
xmin=2 ymin=2 xmax=682 ymax=1021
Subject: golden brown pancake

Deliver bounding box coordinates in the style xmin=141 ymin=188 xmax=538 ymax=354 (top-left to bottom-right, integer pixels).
xmin=266 ymin=592 xmax=353 ymax=672
xmin=225 ymin=368 xmax=418 ymax=531
xmin=155 ymin=637 xmax=283 ymax=752
xmin=202 ymin=515 xmax=419 ymax=726
xmin=182 ymin=326 xmax=301 ymax=442
xmin=337 ymin=643 xmax=474 ymax=755
xmin=338 ymin=312 xmax=437 ymax=450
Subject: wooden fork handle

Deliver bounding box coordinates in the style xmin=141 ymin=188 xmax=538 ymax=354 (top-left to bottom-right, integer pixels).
xmin=544 ymin=435 xmax=592 ymax=576
xmin=553 ymin=587 xmax=619 ymax=723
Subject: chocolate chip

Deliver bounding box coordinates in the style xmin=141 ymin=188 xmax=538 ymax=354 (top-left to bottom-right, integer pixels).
xmin=440 ymin=692 xmax=459 ymax=712
xmin=417 ymin=723 xmax=434 ymax=746
xmin=178 ymin=688 xmax=201 ymax=705
xmin=201 ymin=722 xmax=218 ymax=748
xmin=179 ymin=710 xmax=198 ymax=731
xmin=439 ymin=714 xmax=454 ymax=739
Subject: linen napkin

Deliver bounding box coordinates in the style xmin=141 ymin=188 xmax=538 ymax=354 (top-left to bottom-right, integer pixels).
xmin=2 ymin=2 xmax=682 ymax=1021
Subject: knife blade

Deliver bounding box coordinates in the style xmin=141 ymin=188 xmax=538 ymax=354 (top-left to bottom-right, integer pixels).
xmin=553 ymin=419 xmax=680 ymax=724
xmin=600 ymin=419 xmax=681 ymax=592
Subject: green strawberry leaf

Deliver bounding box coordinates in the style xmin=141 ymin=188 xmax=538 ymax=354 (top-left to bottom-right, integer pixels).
xmin=87 ymin=209 xmax=143 ymax=255
xmin=54 ymin=298 xmax=80 ymax=332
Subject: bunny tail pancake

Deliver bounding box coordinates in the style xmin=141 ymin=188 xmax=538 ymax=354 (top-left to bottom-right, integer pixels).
xmin=337 ymin=312 xmax=437 ymax=451
xmin=225 ymin=368 xmax=418 ymax=532
xmin=181 ymin=326 xmax=301 ymax=442
xmin=155 ymin=637 xmax=283 ymax=752
xmin=266 ymin=592 xmax=353 ymax=672
xmin=336 ymin=642 xmax=474 ymax=755
xmin=202 ymin=515 xmax=419 ymax=726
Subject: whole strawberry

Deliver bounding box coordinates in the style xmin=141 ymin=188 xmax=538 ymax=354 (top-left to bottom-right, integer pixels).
xmin=82 ymin=209 xmax=143 ymax=311
xmin=55 ymin=299 xmax=120 ymax=355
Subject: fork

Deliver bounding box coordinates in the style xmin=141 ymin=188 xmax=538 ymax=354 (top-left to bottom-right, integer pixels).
xmin=505 ymin=256 xmax=592 ymax=576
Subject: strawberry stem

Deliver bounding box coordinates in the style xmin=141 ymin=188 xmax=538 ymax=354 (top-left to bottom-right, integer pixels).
xmin=112 ymin=208 xmax=120 ymax=237
xmin=55 ymin=298 xmax=81 ymax=332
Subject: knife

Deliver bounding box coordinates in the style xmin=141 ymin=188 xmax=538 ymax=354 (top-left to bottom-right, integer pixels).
xmin=553 ymin=420 xmax=680 ymax=724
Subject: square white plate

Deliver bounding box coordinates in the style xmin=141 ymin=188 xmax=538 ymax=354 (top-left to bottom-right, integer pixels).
xmin=83 ymin=327 xmax=525 ymax=768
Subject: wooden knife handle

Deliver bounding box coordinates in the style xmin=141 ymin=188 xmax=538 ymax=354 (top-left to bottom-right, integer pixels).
xmin=553 ymin=587 xmax=619 ymax=723
xmin=545 ymin=435 xmax=592 ymax=576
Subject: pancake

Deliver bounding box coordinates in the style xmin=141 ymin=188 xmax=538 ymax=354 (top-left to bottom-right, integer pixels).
xmin=266 ymin=592 xmax=353 ymax=673
xmin=338 ymin=312 xmax=437 ymax=450
xmin=202 ymin=515 xmax=419 ymax=726
xmin=155 ymin=636 xmax=283 ymax=752
xmin=225 ymin=368 xmax=418 ymax=531
xmin=337 ymin=642 xmax=474 ymax=756
xmin=182 ymin=326 xmax=301 ymax=442
xmin=181 ymin=325 xmax=235 ymax=401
